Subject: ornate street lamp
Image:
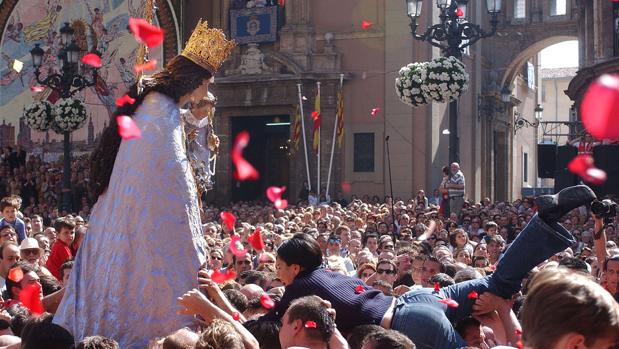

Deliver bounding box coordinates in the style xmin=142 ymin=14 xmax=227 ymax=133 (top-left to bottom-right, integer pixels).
xmin=29 ymin=22 xmax=99 ymax=212
xmin=405 ymin=0 xmax=501 ymax=164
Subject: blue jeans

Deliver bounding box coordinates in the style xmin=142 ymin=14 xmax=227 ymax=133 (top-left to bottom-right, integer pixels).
xmin=391 ymin=214 xmax=575 ymax=349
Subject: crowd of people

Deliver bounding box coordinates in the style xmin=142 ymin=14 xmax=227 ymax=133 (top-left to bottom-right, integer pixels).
xmin=0 ymin=150 xmax=617 ymax=348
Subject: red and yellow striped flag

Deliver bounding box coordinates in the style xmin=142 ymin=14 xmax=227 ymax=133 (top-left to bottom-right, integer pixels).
xmin=290 ymin=105 xmax=301 ymax=152
xmin=336 ymin=88 xmax=344 ymax=148
xmin=312 ymin=87 xmax=321 ymax=154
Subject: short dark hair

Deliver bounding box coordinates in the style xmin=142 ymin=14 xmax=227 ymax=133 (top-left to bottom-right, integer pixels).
xmin=362 ymin=329 xmax=416 ymax=349
xmin=53 ymin=216 xmax=75 ymax=233
xmin=6 ymin=261 xmax=36 ymax=299
xmin=285 ymin=296 xmax=335 ymax=344
xmin=60 ymin=260 xmax=74 ymax=280
xmin=558 ymin=257 xmax=589 ymax=273
xmin=347 ymin=325 xmax=385 ymax=349
xmin=429 ymin=273 xmax=455 ymax=287
xmin=455 ymin=316 xmax=481 ymax=339
xmin=0 ymin=196 xmax=20 ymax=212
xmin=363 ymin=233 xmax=379 ymax=247
xmin=0 ymin=241 xmax=18 ymax=259
xmin=39 ymin=273 xmax=62 ymax=296
xmin=276 ymin=234 xmax=322 ymax=271
xmin=243 ymin=319 xmax=281 ymax=349
xmin=21 ymin=313 xmax=74 ymax=349
xmin=7 ymin=304 xmax=31 ymax=337
xmin=223 ymin=289 xmax=248 ymax=313
xmin=75 ymin=336 xmax=120 ymax=349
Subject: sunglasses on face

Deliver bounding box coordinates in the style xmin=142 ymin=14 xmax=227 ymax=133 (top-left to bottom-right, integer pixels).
xmin=210 ymin=256 xmax=222 ymax=260
xmin=236 ymin=260 xmax=252 ymax=265
xmin=376 ymin=269 xmax=396 ymax=275
xmin=22 ymin=249 xmax=40 ymax=256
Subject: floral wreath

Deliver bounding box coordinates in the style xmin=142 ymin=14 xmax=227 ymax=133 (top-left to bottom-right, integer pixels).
xmin=53 ymin=98 xmax=89 ymax=133
xmin=23 ymin=100 xmax=55 ymax=132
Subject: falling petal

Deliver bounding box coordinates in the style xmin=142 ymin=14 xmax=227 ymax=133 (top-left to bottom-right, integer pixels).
xmin=370 ymin=107 xmax=381 ymax=117
xmin=434 ymin=282 xmax=440 ymax=292
xmin=581 ymin=74 xmax=619 ymax=141
xmin=456 ymin=7 xmax=464 ymax=17
xmin=266 ymin=186 xmax=286 ymax=202
xmin=128 ymin=18 xmax=165 ymax=48
xmin=341 ymin=181 xmax=351 ymax=193
xmin=274 ymin=198 xmax=288 ymax=210
xmin=232 ymin=312 xmax=241 ymax=321
xmin=220 ymin=211 xmax=236 ymax=231
xmin=311 ymin=111 xmax=320 ymax=121
xmin=568 ymin=154 xmax=594 ymax=176
xmin=134 ymin=59 xmax=158 ymax=74
xmin=583 ymin=167 xmax=607 ymax=185
xmin=232 ymin=131 xmax=260 ymax=181
xmin=81 ymin=53 xmax=102 ymax=68
xmin=467 ymin=291 xmax=479 ymax=299
xmin=516 ymin=340 xmax=523 ymax=349
xmin=30 ymin=86 xmax=45 ymax=93
xmin=438 ymin=298 xmax=459 ymax=308
xmin=361 ymin=20 xmax=373 ymax=30
xmin=355 ymin=285 xmax=365 ymax=294
xmin=116 ymin=116 xmax=142 ymax=140
xmin=18 ymin=283 xmax=44 ymax=315
xmin=8 ymin=268 xmax=23 ymax=283
xmin=248 ymin=228 xmax=265 ymax=251
xmin=304 ymin=320 xmax=317 ymax=328
xmin=260 ymin=293 xmax=275 ymax=309
xmin=12 ymin=59 xmax=23 ymax=73
xmin=115 ymin=94 xmax=136 ymax=107
xmin=211 ymin=269 xmax=237 ymax=284
xmin=229 ymin=235 xmax=248 ymax=257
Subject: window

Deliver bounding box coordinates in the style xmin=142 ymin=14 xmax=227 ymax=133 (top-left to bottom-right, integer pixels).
xmin=550 ymin=0 xmax=567 ymax=16
xmin=523 ymin=152 xmax=529 ymax=183
xmin=527 ymin=61 xmax=535 ymax=89
xmin=353 ymin=133 xmax=375 ymax=172
xmin=514 ymin=0 xmax=526 ymax=19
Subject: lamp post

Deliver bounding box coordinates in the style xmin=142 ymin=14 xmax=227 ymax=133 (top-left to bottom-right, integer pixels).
xmin=405 ymin=0 xmax=501 ymax=164
xmin=30 ymin=22 xmax=99 ymax=212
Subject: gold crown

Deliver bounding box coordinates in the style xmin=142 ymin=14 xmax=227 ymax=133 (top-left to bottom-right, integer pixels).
xmin=181 ymin=19 xmax=236 ymax=74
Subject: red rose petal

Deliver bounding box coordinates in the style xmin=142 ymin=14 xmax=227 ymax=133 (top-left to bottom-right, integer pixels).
xmin=456 ymin=7 xmax=464 ymax=17
xmin=232 ymin=131 xmax=260 ymax=181
xmin=341 ymin=181 xmax=351 ymax=193
xmin=260 ymin=293 xmax=275 ymax=309
xmin=370 ymin=107 xmax=381 ymax=118
xmin=583 ymin=167 xmax=608 ymax=185
xmin=115 ymin=94 xmax=136 ymax=107
xmin=30 ymin=86 xmax=45 ymax=93
xmin=311 ymin=111 xmax=320 ymax=121
xmin=232 ymin=312 xmax=241 ymax=321
xmin=128 ymin=18 xmax=165 ymax=48
xmin=211 ymin=269 xmax=237 ymax=284
xmin=361 ymin=20 xmax=373 ymax=30
xmin=304 ymin=320 xmax=317 ymax=328
xmin=116 ymin=116 xmax=142 ymax=140
xmin=8 ymin=268 xmax=23 ymax=283
xmin=266 ymin=186 xmax=286 ymax=203
xmin=274 ymin=198 xmax=288 ymax=210
xmin=248 ymin=228 xmax=265 ymax=251
xmin=434 ymin=282 xmax=440 ymax=292
xmin=81 ymin=53 xmax=102 ymax=68
xmin=568 ymin=154 xmax=594 ymax=176
xmin=134 ymin=59 xmax=158 ymax=74
xmin=230 ymin=235 xmax=248 ymax=257
xmin=220 ymin=211 xmax=236 ymax=231
xmin=355 ymin=285 xmax=365 ymax=294
xmin=581 ymin=74 xmax=619 ymax=141
xmin=516 ymin=340 xmax=523 ymax=349
xmin=18 ymin=283 xmax=43 ymax=315
xmin=467 ymin=291 xmax=479 ymax=299
xmin=489 ymin=264 xmax=496 ymax=271
xmin=438 ymin=298 xmax=459 ymax=308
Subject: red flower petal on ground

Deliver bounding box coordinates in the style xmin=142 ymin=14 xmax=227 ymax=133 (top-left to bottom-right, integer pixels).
xmin=304 ymin=320 xmax=317 ymax=328
xmin=467 ymin=291 xmax=479 ymax=299
xmin=128 ymin=18 xmax=165 ymax=48
xmin=355 ymin=285 xmax=365 ymax=294
xmin=8 ymin=268 xmax=23 ymax=283
xmin=81 ymin=53 xmax=102 ymax=68
xmin=30 ymin=86 xmax=44 ymax=93
xmin=134 ymin=59 xmax=157 ymax=74
xmin=361 ymin=20 xmax=373 ymax=30
xmin=220 ymin=211 xmax=236 ymax=231
xmin=434 ymin=282 xmax=440 ymax=292
xmin=581 ymin=74 xmax=619 ymax=141
xmin=260 ymin=293 xmax=275 ymax=309
xmin=210 ymin=269 xmax=237 ymax=284
xmin=116 ymin=116 xmax=142 ymax=140
xmin=115 ymin=94 xmax=136 ymax=107
xmin=274 ymin=198 xmax=288 ymax=210
xmin=341 ymin=181 xmax=351 ymax=193
xmin=370 ymin=107 xmax=381 ymax=118
xmin=438 ymin=298 xmax=459 ymax=308
xmin=583 ymin=167 xmax=608 ymax=185
xmin=232 ymin=131 xmax=260 ymax=181
xmin=229 ymin=235 xmax=248 ymax=257
xmin=232 ymin=312 xmax=241 ymax=321
xmin=18 ymin=283 xmax=44 ymax=315
xmin=248 ymin=227 xmax=265 ymax=251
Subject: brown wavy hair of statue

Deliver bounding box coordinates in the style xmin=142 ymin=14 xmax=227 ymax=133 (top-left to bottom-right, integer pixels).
xmin=89 ymin=55 xmax=213 ymax=201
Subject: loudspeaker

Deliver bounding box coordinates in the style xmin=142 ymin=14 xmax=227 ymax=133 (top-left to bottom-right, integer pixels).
xmin=554 ymin=146 xmax=577 ymax=192
xmin=537 ymin=143 xmax=557 ymax=178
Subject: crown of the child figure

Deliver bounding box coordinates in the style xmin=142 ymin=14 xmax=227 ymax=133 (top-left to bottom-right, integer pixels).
xmin=181 ymin=19 xmax=236 ymax=74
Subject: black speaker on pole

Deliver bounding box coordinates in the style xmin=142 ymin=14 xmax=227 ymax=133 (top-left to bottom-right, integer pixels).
xmin=554 ymin=145 xmax=577 ymax=192
xmin=537 ymin=143 xmax=557 ymax=178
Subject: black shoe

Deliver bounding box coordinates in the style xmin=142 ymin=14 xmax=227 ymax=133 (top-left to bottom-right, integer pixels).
xmin=535 ymin=185 xmax=597 ymax=223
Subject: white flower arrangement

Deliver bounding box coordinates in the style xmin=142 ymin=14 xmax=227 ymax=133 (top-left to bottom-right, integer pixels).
xmin=23 ymin=101 xmax=55 ymax=131
xmin=53 ymin=98 xmax=88 ymax=133
xmin=395 ymin=62 xmax=429 ymax=107
xmin=423 ymin=56 xmax=469 ymax=103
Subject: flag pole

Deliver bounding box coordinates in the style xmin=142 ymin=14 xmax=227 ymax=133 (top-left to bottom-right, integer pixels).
xmin=316 ymin=81 xmax=321 ymax=198
xmin=326 ymin=74 xmax=344 ymax=201
xmin=297 ymin=83 xmax=312 ymax=192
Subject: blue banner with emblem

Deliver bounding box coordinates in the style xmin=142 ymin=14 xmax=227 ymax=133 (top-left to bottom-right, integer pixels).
xmin=230 ymin=6 xmax=278 ymax=45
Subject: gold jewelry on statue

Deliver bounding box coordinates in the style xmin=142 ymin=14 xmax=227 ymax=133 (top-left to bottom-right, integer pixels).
xmin=181 ymin=19 xmax=236 ymax=74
